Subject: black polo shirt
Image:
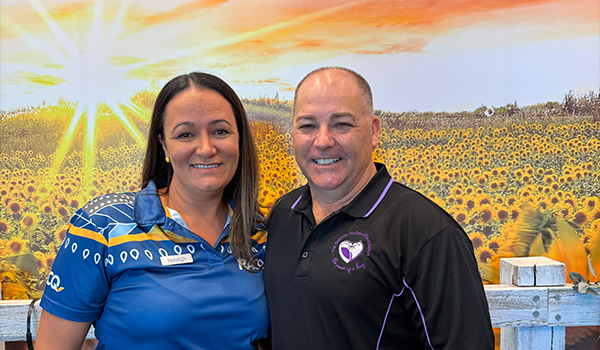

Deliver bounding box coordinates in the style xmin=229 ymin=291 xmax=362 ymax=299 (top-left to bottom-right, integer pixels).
xmin=264 ymin=163 xmax=494 ymax=349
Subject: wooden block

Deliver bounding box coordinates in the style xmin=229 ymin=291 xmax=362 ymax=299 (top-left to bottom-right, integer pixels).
xmin=500 ymin=257 xmax=565 ymax=287
xmin=533 ymin=257 xmax=565 ymax=286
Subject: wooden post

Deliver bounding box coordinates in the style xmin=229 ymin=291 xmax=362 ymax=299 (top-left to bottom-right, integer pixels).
xmin=499 ymin=256 xmax=567 ymax=350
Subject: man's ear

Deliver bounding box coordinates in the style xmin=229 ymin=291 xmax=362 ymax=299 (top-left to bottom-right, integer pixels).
xmin=371 ymin=115 xmax=380 ymax=149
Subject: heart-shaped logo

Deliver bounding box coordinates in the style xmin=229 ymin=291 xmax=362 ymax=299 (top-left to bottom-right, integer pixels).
xmin=339 ymin=240 xmax=364 ymax=263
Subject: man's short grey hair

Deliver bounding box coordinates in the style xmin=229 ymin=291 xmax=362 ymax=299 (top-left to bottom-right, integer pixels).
xmin=293 ymin=67 xmax=374 ymax=114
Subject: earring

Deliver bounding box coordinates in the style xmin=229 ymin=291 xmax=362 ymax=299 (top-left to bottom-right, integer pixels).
xmin=165 ymin=156 xmax=170 ymax=163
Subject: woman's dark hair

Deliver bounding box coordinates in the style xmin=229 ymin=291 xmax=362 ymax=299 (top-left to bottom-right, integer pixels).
xmin=142 ymin=72 xmax=261 ymax=270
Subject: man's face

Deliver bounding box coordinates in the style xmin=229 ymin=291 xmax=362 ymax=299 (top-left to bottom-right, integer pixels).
xmin=292 ymin=70 xmax=380 ymax=200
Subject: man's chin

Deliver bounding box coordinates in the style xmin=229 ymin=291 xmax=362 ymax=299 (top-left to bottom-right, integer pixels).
xmin=308 ymin=177 xmax=344 ymax=192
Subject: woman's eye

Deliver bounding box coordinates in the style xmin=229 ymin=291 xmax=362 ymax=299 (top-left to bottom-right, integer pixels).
xmin=213 ymin=129 xmax=230 ymax=135
xmin=176 ymin=132 xmax=192 ymax=139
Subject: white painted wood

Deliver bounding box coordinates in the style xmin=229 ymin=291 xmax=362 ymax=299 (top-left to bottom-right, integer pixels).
xmin=0 ymin=300 xmax=95 ymax=342
xmin=500 ymin=257 xmax=565 ymax=287
xmin=3 ymin=285 xmax=597 ymax=339
xmin=485 ymin=285 xmax=548 ymax=326
xmin=551 ymin=327 xmax=566 ymax=349
xmin=500 ymin=326 xmax=552 ymax=350
xmin=0 ymin=300 xmax=40 ymax=342
xmin=499 ymin=326 xmax=566 ymax=350
xmin=499 ymin=257 xmax=571 ymax=350
xmin=501 ymin=258 xmax=535 ymax=286
xmin=531 ymin=257 xmax=566 ymax=286
xmin=1 ymin=256 xmax=596 ymax=350
xmin=547 ymin=286 xmax=600 ymax=326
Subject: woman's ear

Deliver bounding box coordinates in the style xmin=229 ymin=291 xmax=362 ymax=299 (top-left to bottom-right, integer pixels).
xmin=158 ymin=134 xmax=168 ymax=158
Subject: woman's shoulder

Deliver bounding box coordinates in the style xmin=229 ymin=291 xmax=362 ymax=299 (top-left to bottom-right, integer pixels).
xmin=80 ymin=192 xmax=136 ymax=216
xmin=69 ymin=192 xmax=138 ymax=232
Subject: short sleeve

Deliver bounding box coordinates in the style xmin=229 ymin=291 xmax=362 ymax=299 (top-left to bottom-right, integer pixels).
xmin=40 ymin=208 xmax=110 ymax=322
xmin=403 ymin=225 xmax=494 ymax=349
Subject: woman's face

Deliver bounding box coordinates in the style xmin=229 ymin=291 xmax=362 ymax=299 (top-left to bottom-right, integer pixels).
xmin=160 ymin=87 xmax=239 ymax=198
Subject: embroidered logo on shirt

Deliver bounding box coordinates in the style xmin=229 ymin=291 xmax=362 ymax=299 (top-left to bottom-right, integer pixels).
xmin=331 ymin=231 xmax=372 ymax=274
xmin=339 ymin=240 xmax=363 ymax=263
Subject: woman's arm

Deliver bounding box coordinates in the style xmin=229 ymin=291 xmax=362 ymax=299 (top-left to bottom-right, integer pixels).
xmin=35 ymin=310 xmax=93 ymax=350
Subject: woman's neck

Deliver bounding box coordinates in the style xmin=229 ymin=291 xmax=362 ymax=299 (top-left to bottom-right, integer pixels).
xmin=159 ymin=185 xmax=228 ymax=246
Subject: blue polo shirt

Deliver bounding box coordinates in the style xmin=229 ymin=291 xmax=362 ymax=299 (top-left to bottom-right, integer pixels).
xmin=41 ymin=181 xmax=269 ymax=350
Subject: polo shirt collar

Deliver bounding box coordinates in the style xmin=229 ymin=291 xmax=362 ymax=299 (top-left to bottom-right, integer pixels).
xmin=133 ymin=180 xmax=235 ymax=244
xmin=292 ymin=162 xmax=394 ymax=219
xmin=134 ymin=180 xmax=167 ymax=225
xmin=133 ymin=180 xmax=236 ymax=223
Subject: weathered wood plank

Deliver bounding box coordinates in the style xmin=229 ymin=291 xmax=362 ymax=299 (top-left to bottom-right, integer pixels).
xmin=552 ymin=327 xmax=566 ymax=349
xmin=1 ymin=284 xmax=598 ymax=341
xmin=500 ymin=326 xmax=553 ymax=350
xmin=485 ymin=285 xmax=548 ymax=327
xmin=547 ymin=286 xmax=600 ymax=326
xmin=0 ymin=300 xmax=41 ymax=342
xmin=499 ymin=326 xmax=566 ymax=350
xmin=0 ymin=300 xmax=94 ymax=342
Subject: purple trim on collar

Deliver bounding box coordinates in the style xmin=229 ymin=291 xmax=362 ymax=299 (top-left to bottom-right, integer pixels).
xmin=363 ymin=177 xmax=394 ymax=218
xmin=403 ymin=278 xmax=434 ymax=350
xmin=376 ymin=288 xmax=405 ymax=349
xmin=291 ymin=195 xmax=303 ymax=210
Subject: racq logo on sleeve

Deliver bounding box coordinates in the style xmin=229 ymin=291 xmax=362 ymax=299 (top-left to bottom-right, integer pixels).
xmin=46 ymin=271 xmax=65 ymax=292
xmin=331 ymin=231 xmax=372 ymax=275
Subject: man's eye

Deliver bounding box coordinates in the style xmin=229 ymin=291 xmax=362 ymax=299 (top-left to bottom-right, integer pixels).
xmin=335 ymin=122 xmax=352 ymax=128
xmin=298 ymin=124 xmax=315 ymax=129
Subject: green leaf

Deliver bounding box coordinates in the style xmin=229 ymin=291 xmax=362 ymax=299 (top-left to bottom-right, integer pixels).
xmin=590 ymin=234 xmax=600 ymax=281
xmin=569 ymin=272 xmax=585 ymax=284
xmin=529 ymin=233 xmax=547 ymax=256
xmin=0 ymin=254 xmax=39 ymax=277
xmin=589 ymin=255 xmax=598 ymax=280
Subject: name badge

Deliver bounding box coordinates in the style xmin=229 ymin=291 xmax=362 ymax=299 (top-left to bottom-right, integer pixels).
xmin=160 ymin=253 xmax=193 ymax=266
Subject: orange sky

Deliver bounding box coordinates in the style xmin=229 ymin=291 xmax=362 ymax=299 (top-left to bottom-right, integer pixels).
xmin=1 ymin=0 xmax=598 ymax=111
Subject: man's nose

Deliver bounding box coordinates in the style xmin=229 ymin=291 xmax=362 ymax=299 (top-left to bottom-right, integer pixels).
xmin=314 ymin=127 xmax=335 ymax=149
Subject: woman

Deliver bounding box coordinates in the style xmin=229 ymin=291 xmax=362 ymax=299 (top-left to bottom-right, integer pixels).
xmin=36 ymin=72 xmax=269 ymax=349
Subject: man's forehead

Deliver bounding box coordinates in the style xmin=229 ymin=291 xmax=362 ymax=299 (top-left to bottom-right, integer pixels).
xmin=294 ymin=112 xmax=356 ymax=121
xmin=300 ymin=69 xmax=354 ymax=90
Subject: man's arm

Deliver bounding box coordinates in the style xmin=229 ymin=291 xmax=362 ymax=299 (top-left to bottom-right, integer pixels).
xmin=403 ymin=226 xmax=494 ymax=349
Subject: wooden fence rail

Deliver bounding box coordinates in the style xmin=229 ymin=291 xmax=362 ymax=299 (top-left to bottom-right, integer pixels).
xmin=1 ymin=257 xmax=599 ymax=349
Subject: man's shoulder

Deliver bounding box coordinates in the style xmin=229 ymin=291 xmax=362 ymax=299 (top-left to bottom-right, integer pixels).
xmin=385 ymin=181 xmax=456 ymax=221
xmin=386 ymin=181 xmax=432 ymax=205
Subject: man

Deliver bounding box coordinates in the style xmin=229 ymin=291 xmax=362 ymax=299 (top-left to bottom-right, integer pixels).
xmin=264 ymin=67 xmax=494 ymax=349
